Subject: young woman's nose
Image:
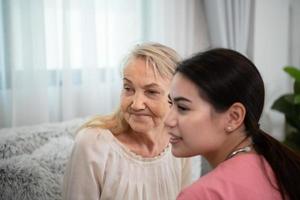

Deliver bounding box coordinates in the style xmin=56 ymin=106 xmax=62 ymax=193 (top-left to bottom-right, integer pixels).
xmin=164 ymin=108 xmax=177 ymax=127
xmin=130 ymin=92 xmax=146 ymax=110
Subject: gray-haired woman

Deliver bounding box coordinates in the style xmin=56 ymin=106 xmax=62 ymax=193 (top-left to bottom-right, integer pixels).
xmin=63 ymin=43 xmax=193 ymax=200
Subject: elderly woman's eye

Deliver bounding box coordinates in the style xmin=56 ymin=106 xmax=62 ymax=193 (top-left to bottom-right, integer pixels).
xmin=147 ymin=90 xmax=160 ymax=95
xmin=123 ymin=85 xmax=133 ymax=93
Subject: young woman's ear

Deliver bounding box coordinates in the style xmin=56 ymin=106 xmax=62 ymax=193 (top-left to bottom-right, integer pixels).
xmin=224 ymin=102 xmax=246 ymax=133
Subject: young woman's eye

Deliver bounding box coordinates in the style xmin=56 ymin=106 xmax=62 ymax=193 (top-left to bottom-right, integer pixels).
xmin=123 ymin=87 xmax=130 ymax=91
xmin=177 ymin=105 xmax=189 ymax=112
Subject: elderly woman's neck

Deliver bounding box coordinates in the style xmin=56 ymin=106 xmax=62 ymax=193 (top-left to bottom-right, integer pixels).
xmin=117 ymin=127 xmax=170 ymax=158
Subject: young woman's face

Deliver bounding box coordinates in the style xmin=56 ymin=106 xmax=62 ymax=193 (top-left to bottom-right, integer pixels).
xmin=121 ymin=58 xmax=171 ymax=133
xmin=164 ymin=73 xmax=228 ymax=158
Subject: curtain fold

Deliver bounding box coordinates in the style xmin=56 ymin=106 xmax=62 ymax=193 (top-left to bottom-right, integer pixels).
xmin=0 ymin=0 xmax=11 ymax=127
xmin=204 ymin=0 xmax=254 ymax=57
xmin=0 ymin=0 xmax=209 ymax=128
xmin=290 ymin=0 xmax=300 ymax=68
xmin=145 ymin=0 xmax=209 ymax=58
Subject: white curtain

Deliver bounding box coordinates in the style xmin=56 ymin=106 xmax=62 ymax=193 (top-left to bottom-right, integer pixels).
xmin=145 ymin=0 xmax=209 ymax=58
xmin=0 ymin=0 xmax=209 ymax=128
xmin=290 ymin=0 xmax=300 ymax=68
xmin=204 ymin=0 xmax=254 ymax=57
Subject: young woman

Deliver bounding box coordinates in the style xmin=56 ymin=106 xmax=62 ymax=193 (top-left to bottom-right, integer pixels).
xmin=63 ymin=43 xmax=192 ymax=200
xmin=165 ymin=48 xmax=300 ymax=200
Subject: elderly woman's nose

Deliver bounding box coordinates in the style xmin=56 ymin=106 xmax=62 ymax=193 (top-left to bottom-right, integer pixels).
xmin=131 ymin=92 xmax=146 ymax=110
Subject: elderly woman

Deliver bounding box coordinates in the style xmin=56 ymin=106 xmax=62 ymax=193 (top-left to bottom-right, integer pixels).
xmin=63 ymin=43 xmax=193 ymax=200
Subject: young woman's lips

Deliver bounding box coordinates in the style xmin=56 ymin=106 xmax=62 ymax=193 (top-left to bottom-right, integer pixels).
xmin=169 ymin=134 xmax=183 ymax=144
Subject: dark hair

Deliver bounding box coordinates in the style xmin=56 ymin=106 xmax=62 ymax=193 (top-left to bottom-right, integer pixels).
xmin=176 ymin=48 xmax=300 ymax=200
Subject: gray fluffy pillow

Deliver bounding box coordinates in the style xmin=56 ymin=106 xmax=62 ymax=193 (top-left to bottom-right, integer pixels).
xmin=0 ymin=118 xmax=84 ymax=159
xmin=0 ymin=129 xmax=65 ymax=160
xmin=0 ymin=136 xmax=74 ymax=200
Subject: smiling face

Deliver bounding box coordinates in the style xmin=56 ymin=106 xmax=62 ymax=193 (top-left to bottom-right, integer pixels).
xmin=121 ymin=57 xmax=171 ymax=133
xmin=164 ymin=73 xmax=228 ymax=158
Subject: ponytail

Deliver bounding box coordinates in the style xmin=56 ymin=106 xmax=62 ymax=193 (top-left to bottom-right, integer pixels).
xmin=252 ymin=129 xmax=300 ymax=200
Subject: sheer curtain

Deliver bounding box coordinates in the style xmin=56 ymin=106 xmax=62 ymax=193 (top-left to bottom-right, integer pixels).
xmin=204 ymin=0 xmax=254 ymax=57
xmin=0 ymin=0 xmax=209 ymax=128
xmin=145 ymin=0 xmax=209 ymax=58
xmin=290 ymin=0 xmax=300 ymax=68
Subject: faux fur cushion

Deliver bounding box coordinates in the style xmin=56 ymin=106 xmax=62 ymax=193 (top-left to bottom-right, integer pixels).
xmin=0 ymin=118 xmax=84 ymax=159
xmin=0 ymin=136 xmax=74 ymax=200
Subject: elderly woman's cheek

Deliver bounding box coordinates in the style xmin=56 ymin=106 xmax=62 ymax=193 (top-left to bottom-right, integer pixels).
xmin=157 ymin=101 xmax=171 ymax=119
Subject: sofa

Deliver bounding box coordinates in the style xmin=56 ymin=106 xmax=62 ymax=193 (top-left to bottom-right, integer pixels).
xmin=0 ymin=118 xmax=210 ymax=200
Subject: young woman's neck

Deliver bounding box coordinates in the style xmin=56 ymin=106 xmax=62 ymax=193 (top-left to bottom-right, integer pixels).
xmin=206 ymin=130 xmax=253 ymax=168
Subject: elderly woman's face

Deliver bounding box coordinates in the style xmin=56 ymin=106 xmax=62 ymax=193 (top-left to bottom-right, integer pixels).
xmin=121 ymin=58 xmax=171 ymax=133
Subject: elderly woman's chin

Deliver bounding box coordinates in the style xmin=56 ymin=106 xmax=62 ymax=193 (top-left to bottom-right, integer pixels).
xmin=127 ymin=119 xmax=156 ymax=133
xmin=131 ymin=123 xmax=155 ymax=133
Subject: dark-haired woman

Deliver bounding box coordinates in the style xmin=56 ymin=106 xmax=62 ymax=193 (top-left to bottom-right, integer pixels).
xmin=165 ymin=48 xmax=300 ymax=200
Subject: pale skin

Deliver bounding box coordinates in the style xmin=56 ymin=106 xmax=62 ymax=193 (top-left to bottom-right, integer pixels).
xmin=116 ymin=57 xmax=171 ymax=158
xmin=164 ymin=73 xmax=254 ymax=168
